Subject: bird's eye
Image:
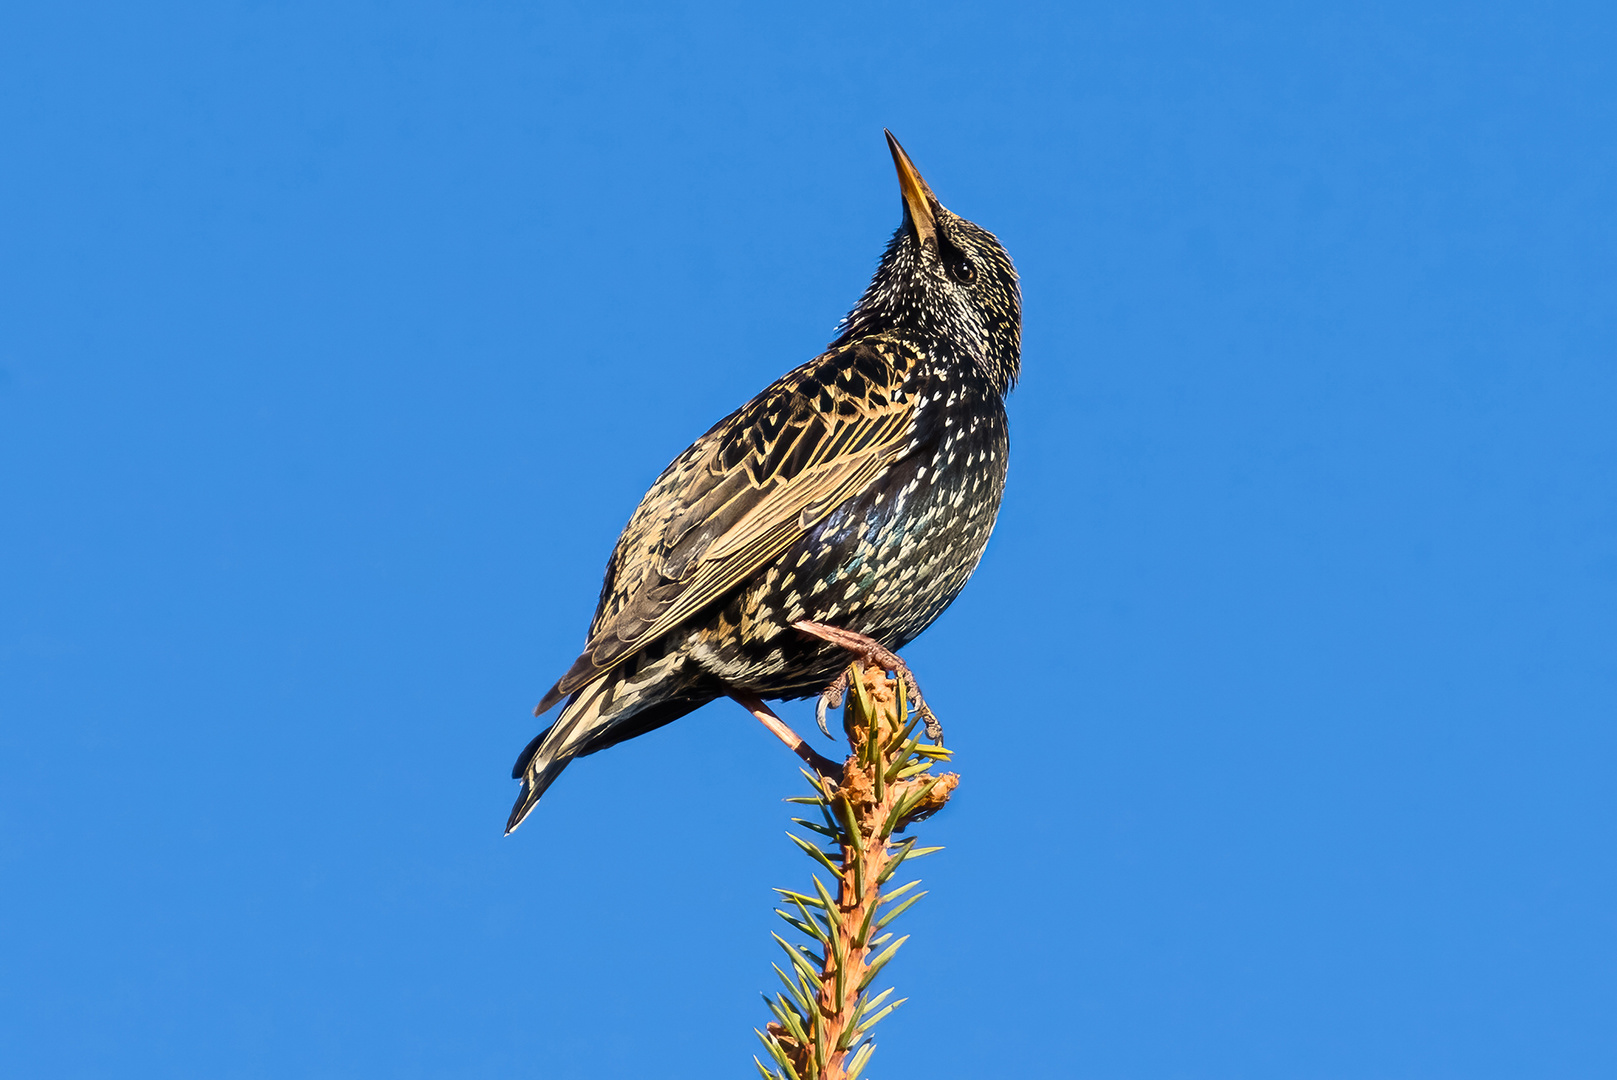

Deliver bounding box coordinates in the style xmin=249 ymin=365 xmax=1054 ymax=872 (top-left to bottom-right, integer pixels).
xmin=936 ymin=234 xmax=977 ymax=285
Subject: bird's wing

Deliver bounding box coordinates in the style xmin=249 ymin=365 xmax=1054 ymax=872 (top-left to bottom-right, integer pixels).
xmin=537 ymin=336 xmax=923 ymax=711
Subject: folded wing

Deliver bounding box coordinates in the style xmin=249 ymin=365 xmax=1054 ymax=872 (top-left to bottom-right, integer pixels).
xmin=535 ymin=337 xmax=922 ymax=713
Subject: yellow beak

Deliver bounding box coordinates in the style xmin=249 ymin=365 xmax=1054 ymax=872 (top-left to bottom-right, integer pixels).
xmin=885 ymin=130 xmax=939 ymax=248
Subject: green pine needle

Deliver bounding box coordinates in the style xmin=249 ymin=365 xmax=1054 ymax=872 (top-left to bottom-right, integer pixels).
xmin=787 ymin=832 xmax=843 ymax=876
xmin=874 ymin=890 xmax=928 ymax=932
xmin=844 ymin=1040 xmax=876 ymax=1080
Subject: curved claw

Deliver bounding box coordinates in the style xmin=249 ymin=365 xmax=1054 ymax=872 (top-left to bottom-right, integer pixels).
xmin=814 ymin=668 xmax=851 ymax=738
xmin=813 ymin=685 xmax=846 ymax=738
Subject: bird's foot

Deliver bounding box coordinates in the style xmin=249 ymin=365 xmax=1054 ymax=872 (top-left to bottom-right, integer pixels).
xmin=791 ymin=620 xmax=944 ymax=741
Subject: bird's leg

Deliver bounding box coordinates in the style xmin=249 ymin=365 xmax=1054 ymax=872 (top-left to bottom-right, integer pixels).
xmin=792 ymin=619 xmax=944 ymax=741
xmin=729 ymin=691 xmax=843 ymax=781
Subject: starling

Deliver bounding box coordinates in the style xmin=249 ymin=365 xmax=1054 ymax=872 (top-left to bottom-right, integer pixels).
xmin=507 ymin=132 xmax=1020 ymax=833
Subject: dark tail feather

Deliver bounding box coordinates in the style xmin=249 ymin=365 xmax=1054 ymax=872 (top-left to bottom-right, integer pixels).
xmin=505 ymin=679 xmax=709 ymax=835
xmin=505 ymin=758 xmax=568 ymax=834
xmin=506 ymin=679 xmax=606 ymax=834
xmin=511 ymin=724 xmax=554 ymax=780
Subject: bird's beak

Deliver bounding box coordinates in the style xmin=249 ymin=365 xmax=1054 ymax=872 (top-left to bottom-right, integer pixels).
xmin=885 ymin=130 xmax=939 ymax=249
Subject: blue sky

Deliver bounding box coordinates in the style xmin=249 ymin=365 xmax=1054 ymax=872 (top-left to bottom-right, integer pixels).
xmin=2 ymin=2 xmax=1614 ymax=1077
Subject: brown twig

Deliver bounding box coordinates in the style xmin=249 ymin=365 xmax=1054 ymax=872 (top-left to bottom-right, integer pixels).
xmin=756 ymin=664 xmax=959 ymax=1080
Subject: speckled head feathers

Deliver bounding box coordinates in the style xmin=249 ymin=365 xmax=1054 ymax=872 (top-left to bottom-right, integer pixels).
xmin=833 ymin=132 xmax=1022 ymax=395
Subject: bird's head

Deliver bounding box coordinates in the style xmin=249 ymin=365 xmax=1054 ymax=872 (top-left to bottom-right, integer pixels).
xmin=834 ymin=131 xmax=1022 ymax=395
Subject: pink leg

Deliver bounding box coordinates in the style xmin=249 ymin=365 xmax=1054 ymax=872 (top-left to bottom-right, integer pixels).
xmin=730 ymin=691 xmax=843 ymax=779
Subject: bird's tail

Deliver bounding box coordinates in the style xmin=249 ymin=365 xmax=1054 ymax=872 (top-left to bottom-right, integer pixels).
xmin=506 ymin=676 xmax=616 ymax=834
xmin=505 ymin=654 xmax=705 ymax=834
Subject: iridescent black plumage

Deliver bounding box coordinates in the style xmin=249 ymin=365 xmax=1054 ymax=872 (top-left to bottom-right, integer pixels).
xmin=507 ymin=133 xmax=1021 ymax=832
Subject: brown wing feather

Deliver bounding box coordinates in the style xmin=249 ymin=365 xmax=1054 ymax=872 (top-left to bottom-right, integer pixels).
xmin=539 ymin=337 xmax=922 ymax=709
